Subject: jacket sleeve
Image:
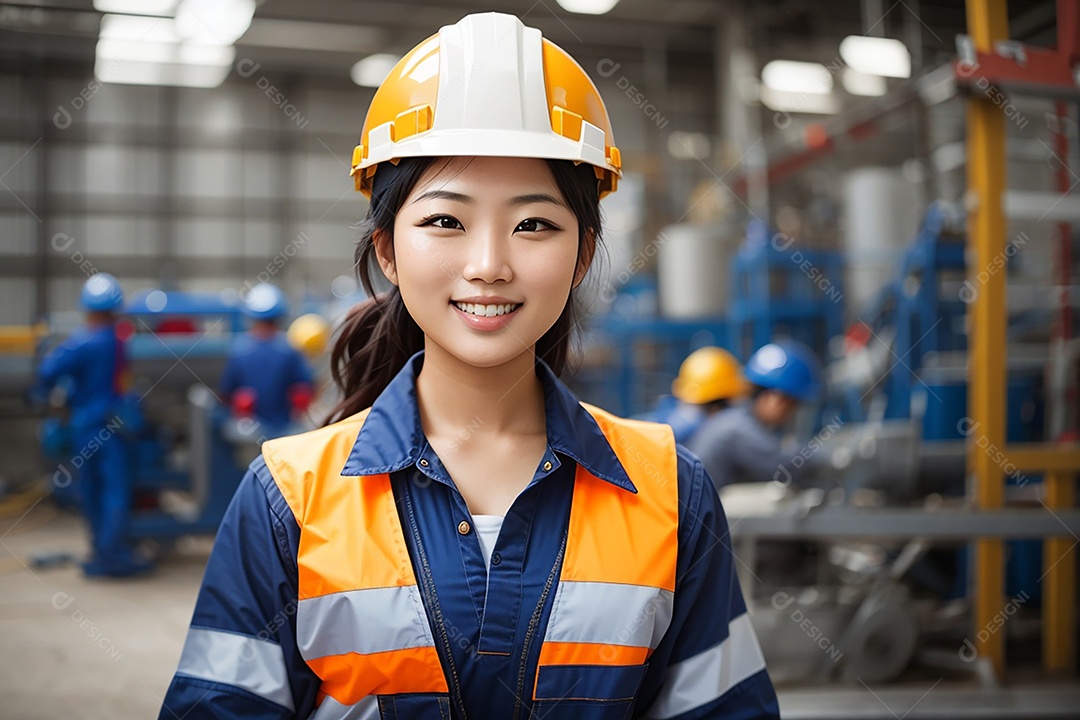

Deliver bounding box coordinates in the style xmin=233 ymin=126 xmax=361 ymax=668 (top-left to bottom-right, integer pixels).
xmin=635 ymin=447 xmax=780 ymax=720
xmin=36 ymin=336 xmax=83 ymax=393
xmin=158 ymin=457 xmax=321 ymax=719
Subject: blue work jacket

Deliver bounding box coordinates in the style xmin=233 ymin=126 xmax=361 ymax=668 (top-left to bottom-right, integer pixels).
xmin=161 ymin=353 xmax=780 ymax=719
xmin=36 ymin=323 xmax=124 ymax=429
xmin=219 ymin=331 xmax=313 ymax=426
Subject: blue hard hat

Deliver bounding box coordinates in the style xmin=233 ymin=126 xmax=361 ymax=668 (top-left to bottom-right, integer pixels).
xmin=243 ymin=283 xmax=288 ymax=320
xmin=745 ymin=340 xmax=823 ymax=401
xmin=80 ymin=273 xmax=124 ymax=312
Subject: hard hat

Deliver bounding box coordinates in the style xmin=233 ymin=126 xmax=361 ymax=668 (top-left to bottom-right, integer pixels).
xmin=672 ymin=347 xmax=746 ymax=405
xmin=243 ymin=284 xmax=288 ymax=320
xmin=744 ymin=340 xmax=823 ymax=401
xmin=287 ymin=313 xmax=330 ymax=357
xmin=350 ymin=12 xmax=622 ymax=199
xmin=80 ymin=273 xmax=124 ymax=312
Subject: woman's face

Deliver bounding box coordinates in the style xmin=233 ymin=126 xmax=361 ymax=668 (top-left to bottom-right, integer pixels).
xmin=376 ymin=156 xmax=588 ymax=369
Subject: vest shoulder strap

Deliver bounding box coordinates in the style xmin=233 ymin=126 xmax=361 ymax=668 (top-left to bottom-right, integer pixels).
xmin=260 ymin=408 xmax=371 ymax=524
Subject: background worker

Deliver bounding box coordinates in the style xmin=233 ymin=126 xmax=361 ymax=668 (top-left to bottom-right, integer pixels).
xmin=688 ymin=339 xmax=823 ymax=491
xmin=667 ymin=346 xmax=747 ymax=444
xmin=220 ymin=283 xmax=314 ymax=437
xmin=35 ymin=273 xmax=150 ymax=577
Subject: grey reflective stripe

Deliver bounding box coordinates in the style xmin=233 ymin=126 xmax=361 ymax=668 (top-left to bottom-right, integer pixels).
xmin=643 ymin=613 xmax=766 ymax=719
xmin=298 ymin=584 xmax=435 ymax=661
xmin=308 ymin=695 xmax=379 ymax=720
xmin=545 ymin=581 xmax=674 ymax=649
xmin=176 ymin=627 xmax=294 ymax=711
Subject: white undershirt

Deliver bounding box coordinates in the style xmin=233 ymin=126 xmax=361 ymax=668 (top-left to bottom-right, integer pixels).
xmin=472 ymin=514 xmax=505 ymax=570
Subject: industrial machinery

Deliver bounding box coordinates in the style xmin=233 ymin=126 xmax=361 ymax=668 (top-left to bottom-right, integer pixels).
xmin=732 ymin=201 xmax=1076 ymax=687
xmin=35 ymin=290 xmax=294 ymax=546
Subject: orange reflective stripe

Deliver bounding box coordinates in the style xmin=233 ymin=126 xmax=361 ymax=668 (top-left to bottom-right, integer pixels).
xmin=537 ymin=642 xmax=650 ymax=667
xmin=307 ymin=646 xmax=449 ymax=705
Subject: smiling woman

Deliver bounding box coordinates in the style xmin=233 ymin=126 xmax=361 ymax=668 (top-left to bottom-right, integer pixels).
xmin=159 ymin=11 xmax=780 ymax=720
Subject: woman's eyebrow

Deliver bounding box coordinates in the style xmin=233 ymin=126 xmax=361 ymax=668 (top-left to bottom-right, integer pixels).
xmin=410 ymin=189 xmax=474 ymax=205
xmin=508 ymin=193 xmax=566 ymax=208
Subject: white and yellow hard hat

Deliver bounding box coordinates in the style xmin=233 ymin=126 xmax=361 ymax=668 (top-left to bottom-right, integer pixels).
xmin=350 ymin=12 xmax=622 ymax=198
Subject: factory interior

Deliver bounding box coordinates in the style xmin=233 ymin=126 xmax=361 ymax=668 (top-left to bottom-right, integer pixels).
xmin=2 ymin=0 xmax=1080 ymax=717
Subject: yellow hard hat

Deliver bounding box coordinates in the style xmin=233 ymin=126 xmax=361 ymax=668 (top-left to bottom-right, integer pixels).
xmin=671 ymin=347 xmax=746 ymax=405
xmin=287 ymin=314 xmax=331 ymax=358
xmin=350 ymin=12 xmax=621 ymax=198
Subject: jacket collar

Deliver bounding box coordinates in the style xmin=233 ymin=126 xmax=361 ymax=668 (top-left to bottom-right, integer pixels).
xmin=340 ymin=352 xmax=636 ymax=493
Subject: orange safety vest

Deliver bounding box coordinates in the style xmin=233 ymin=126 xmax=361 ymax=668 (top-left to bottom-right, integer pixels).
xmin=261 ymin=403 xmax=679 ymax=718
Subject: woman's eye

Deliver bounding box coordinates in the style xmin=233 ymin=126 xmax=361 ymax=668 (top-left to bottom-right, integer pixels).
xmin=421 ymin=215 xmax=463 ymax=230
xmin=515 ymin=218 xmax=555 ymax=233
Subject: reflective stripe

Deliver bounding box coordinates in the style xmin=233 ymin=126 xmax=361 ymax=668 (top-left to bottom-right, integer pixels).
xmin=546 ymin=581 xmax=674 ymax=650
xmin=309 ymin=695 xmax=379 ymax=720
xmin=176 ymin=627 xmax=294 ymax=711
xmin=643 ymin=613 xmax=766 ymax=719
xmin=298 ymin=585 xmax=434 ymax=660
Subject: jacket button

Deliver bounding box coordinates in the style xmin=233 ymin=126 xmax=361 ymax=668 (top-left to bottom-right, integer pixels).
xmin=543 ymin=461 xmax=553 ymax=472
xmin=491 ymin=552 xmax=502 ymax=566
xmin=419 ymin=458 xmax=429 ymax=467
xmin=458 ymin=520 xmax=471 ymax=535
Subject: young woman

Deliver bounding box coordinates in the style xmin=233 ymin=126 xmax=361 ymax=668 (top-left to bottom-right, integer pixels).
xmin=160 ymin=13 xmax=779 ymax=720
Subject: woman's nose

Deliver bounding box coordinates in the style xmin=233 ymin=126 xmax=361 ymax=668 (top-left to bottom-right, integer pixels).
xmin=462 ymin=228 xmax=513 ymax=284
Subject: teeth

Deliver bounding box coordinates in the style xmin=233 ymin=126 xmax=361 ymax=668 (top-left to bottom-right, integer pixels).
xmin=454 ymin=302 xmax=520 ymax=318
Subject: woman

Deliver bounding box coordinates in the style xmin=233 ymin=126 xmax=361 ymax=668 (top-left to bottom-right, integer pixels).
xmin=160 ymin=13 xmax=779 ymax=720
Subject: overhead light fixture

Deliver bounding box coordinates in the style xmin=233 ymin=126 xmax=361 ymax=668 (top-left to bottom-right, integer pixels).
xmin=174 ymin=0 xmax=255 ymax=46
xmin=759 ymin=87 xmax=839 ymax=115
xmin=839 ymin=36 xmax=911 ymax=78
xmin=555 ymin=0 xmax=620 ymax=14
xmin=351 ymin=54 xmax=401 ymax=88
xmin=93 ymin=0 xmax=176 ymax=16
xmin=96 ymin=13 xmax=235 ymax=88
xmin=842 ymin=67 xmax=887 ymax=96
xmin=99 ymin=13 xmax=180 ymax=42
xmin=761 ymin=60 xmax=832 ymax=94
xmin=95 ymin=1 xmax=249 ymax=89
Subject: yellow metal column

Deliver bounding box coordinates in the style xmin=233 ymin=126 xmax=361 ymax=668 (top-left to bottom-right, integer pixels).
xmin=1043 ymin=470 xmax=1077 ymax=672
xmin=965 ymin=0 xmax=1009 ymax=678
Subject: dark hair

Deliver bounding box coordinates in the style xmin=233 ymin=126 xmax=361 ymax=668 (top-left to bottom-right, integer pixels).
xmin=325 ymin=157 xmax=602 ymax=425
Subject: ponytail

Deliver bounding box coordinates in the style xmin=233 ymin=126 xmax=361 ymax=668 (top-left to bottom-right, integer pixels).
xmin=324 ymin=157 xmax=601 ymax=426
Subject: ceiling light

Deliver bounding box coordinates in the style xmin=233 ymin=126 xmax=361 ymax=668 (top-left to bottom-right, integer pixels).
xmin=351 ymin=54 xmax=401 ymax=87
xmin=761 ymin=60 xmax=832 ymax=94
xmin=555 ymin=0 xmax=620 ymax=14
xmin=99 ymin=14 xmax=180 ymax=43
xmin=93 ymin=0 xmax=176 ymax=16
xmin=96 ymin=37 xmax=234 ymax=66
xmin=95 ymin=56 xmax=233 ymax=88
xmin=759 ymin=87 xmax=839 ymax=114
xmin=842 ymin=68 xmax=887 ymax=96
xmin=839 ymin=36 xmax=911 ymax=78
xmin=175 ymin=0 xmax=255 ymax=46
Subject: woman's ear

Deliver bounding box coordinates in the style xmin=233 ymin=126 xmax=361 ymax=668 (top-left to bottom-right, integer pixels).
xmin=372 ymin=229 xmax=398 ymax=286
xmin=572 ymin=228 xmax=597 ymax=289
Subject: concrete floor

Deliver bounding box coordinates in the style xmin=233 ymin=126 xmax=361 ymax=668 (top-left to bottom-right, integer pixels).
xmin=2 ymin=502 xmax=1079 ymax=720
xmin=0 ymin=504 xmax=207 ymax=720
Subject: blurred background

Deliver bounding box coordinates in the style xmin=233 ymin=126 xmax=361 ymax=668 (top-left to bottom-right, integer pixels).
xmin=1 ymin=0 xmax=1079 ymax=717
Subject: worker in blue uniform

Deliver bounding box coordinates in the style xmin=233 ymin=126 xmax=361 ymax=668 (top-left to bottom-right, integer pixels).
xmin=220 ymin=284 xmax=314 ymax=438
xmin=160 ymin=14 xmax=778 ymax=719
xmin=688 ymin=339 xmax=823 ymax=490
xmin=35 ymin=273 xmax=151 ymax=577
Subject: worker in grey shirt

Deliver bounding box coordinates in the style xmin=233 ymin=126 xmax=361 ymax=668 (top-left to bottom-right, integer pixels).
xmin=687 ymin=340 xmax=823 ymax=490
